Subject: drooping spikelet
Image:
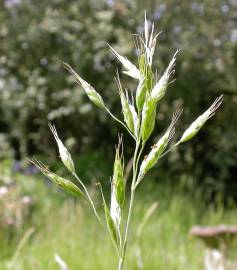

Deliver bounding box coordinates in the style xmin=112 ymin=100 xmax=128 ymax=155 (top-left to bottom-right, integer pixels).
xmin=31 ymin=159 xmax=83 ymax=198
xmin=64 ymin=63 xmax=105 ymax=109
xmin=109 ymin=44 xmax=142 ymax=80
xmin=49 ymin=123 xmax=75 ymax=173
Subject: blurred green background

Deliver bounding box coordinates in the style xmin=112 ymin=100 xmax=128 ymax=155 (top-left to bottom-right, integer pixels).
xmin=0 ymin=0 xmax=237 ymax=269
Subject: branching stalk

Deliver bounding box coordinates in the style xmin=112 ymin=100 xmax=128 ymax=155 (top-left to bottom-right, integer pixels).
xmin=118 ymin=141 xmax=141 ymax=269
xmin=105 ymin=106 xmax=136 ymax=140
xmin=73 ymin=172 xmax=102 ymax=224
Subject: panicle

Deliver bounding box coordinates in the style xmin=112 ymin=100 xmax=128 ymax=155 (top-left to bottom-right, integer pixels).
xmin=109 ymin=44 xmax=142 ymax=80
xmin=49 ymin=123 xmax=75 ymax=173
xmin=151 ymin=50 xmax=179 ymax=102
xmin=63 ymin=63 xmax=105 ymax=108
xmin=179 ymin=95 xmax=224 ymax=143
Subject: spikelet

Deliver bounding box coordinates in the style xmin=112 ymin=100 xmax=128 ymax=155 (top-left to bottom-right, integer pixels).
xmin=139 ymin=109 xmax=182 ymax=176
xmin=136 ymin=78 xmax=147 ymax=112
xmin=48 ymin=123 xmax=75 ymax=173
xmin=129 ymin=104 xmax=140 ymax=139
xmin=110 ymin=189 xmax=121 ymax=231
xmin=109 ymin=44 xmax=142 ymax=80
xmin=112 ymin=137 xmax=125 ymax=207
xmin=98 ymin=183 xmax=119 ymax=248
xmin=179 ymin=95 xmax=223 ymax=143
xmin=136 ymin=55 xmax=154 ymax=112
xmin=151 ymin=50 xmax=179 ymax=102
xmin=135 ymin=32 xmax=155 ymax=112
xmin=140 ymin=93 xmax=157 ymax=142
xmin=31 ymin=159 xmax=83 ymax=198
xmin=116 ymin=76 xmax=135 ymax=133
xmin=110 ymin=137 xmax=125 ymax=229
xmin=143 ymin=12 xmax=161 ymax=66
xmin=63 ymin=63 xmax=105 ymax=108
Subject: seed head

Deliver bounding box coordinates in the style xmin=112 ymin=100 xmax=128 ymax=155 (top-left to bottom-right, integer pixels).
xmin=110 ymin=136 xmax=125 ymax=229
xmin=136 ymin=52 xmax=155 ymax=112
xmin=129 ymin=104 xmax=140 ymax=139
xmin=116 ymin=76 xmax=135 ymax=133
xmin=143 ymin=12 xmax=162 ymax=66
xmin=98 ymin=183 xmax=119 ymax=248
xmin=31 ymin=159 xmax=83 ymax=198
xmin=49 ymin=123 xmax=75 ymax=173
xmin=136 ymin=78 xmax=146 ymax=112
xmin=110 ymin=189 xmax=121 ymax=230
xmin=151 ymin=50 xmax=179 ymax=102
xmin=140 ymin=94 xmax=157 ymax=142
xmin=63 ymin=63 xmax=105 ymax=108
xmin=112 ymin=137 xmax=125 ymax=206
xmin=109 ymin=44 xmax=142 ymax=80
xmin=139 ymin=109 xmax=182 ymax=176
xmin=179 ymin=95 xmax=223 ymax=143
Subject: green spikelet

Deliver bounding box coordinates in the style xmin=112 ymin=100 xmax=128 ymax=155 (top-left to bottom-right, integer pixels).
xmin=179 ymin=95 xmax=223 ymax=143
xmin=140 ymin=94 xmax=157 ymax=142
xmin=136 ymin=54 xmax=154 ymax=112
xmin=113 ymin=137 xmax=125 ymax=208
xmin=31 ymin=159 xmax=83 ymax=198
xmin=98 ymin=184 xmax=119 ymax=248
xmin=116 ymin=77 xmax=135 ymax=133
xmin=64 ymin=63 xmax=105 ymax=109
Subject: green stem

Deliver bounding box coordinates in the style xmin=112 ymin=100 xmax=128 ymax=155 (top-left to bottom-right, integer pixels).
xmin=159 ymin=141 xmax=180 ymax=158
xmin=105 ymin=106 xmax=135 ymax=139
xmin=73 ymin=172 xmax=102 ymax=224
xmin=118 ymin=258 xmax=123 ymax=270
xmin=118 ymin=141 xmax=140 ymax=269
xmin=135 ymin=142 xmax=145 ymax=173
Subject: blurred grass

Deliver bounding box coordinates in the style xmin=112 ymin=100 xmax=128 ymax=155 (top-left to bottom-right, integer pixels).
xmin=1 ymin=159 xmax=237 ymax=270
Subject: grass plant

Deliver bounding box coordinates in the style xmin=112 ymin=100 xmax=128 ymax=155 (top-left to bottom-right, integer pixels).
xmin=31 ymin=14 xmax=223 ymax=269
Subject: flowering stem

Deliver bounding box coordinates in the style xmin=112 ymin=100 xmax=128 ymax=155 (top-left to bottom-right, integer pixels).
xmin=118 ymin=258 xmax=123 ymax=270
xmin=105 ymin=106 xmax=136 ymax=140
xmin=118 ymin=140 xmax=140 ymax=269
xmin=73 ymin=172 xmax=102 ymax=224
xmin=159 ymin=141 xmax=180 ymax=159
xmin=135 ymin=142 xmax=145 ymax=172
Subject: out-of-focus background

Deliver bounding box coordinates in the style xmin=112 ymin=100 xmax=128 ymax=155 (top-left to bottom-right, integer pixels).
xmin=0 ymin=0 xmax=237 ymax=269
